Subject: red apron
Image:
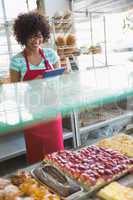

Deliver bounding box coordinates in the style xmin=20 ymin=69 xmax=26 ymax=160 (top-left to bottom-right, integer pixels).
xmin=23 ymin=48 xmax=64 ymax=164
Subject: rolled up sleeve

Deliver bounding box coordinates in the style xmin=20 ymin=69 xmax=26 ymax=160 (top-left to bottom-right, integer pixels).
xmin=10 ymin=57 xmax=21 ymax=72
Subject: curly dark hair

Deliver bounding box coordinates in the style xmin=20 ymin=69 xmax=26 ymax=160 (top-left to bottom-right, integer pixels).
xmin=13 ymin=12 xmax=50 ymax=45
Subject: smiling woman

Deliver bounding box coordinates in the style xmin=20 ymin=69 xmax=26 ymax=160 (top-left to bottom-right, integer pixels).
xmin=10 ymin=12 xmax=59 ymax=82
xmin=10 ymin=11 xmax=64 ymax=164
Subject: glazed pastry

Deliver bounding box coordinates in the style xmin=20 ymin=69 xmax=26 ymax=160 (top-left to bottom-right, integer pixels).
xmin=19 ymin=177 xmax=60 ymax=200
xmin=4 ymin=184 xmax=20 ymax=200
xmin=20 ymin=178 xmax=47 ymax=198
xmin=19 ymin=178 xmax=38 ymax=196
xmin=11 ymin=171 xmax=31 ymax=186
xmin=0 ymin=178 xmax=11 ymax=189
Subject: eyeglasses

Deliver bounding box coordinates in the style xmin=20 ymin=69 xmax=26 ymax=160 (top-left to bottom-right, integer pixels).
xmin=29 ymin=33 xmax=43 ymax=40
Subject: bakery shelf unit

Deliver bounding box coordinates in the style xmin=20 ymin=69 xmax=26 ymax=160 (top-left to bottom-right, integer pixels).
xmin=49 ymin=10 xmax=80 ymax=69
xmin=50 ymin=9 xmax=128 ymax=70
xmin=70 ymin=0 xmax=133 ymax=70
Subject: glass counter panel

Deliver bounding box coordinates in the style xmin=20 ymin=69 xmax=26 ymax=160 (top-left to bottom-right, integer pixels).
xmin=0 ymin=65 xmax=133 ymax=134
xmin=79 ymin=100 xmax=127 ymax=128
xmin=79 ymin=100 xmax=132 ymax=145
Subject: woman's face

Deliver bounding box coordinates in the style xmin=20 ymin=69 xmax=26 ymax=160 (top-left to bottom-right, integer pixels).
xmin=26 ymin=32 xmax=44 ymax=50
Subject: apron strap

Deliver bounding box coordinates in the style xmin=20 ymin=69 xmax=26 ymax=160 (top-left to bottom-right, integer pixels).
xmin=23 ymin=49 xmax=30 ymax=71
xmin=39 ymin=48 xmax=53 ymax=70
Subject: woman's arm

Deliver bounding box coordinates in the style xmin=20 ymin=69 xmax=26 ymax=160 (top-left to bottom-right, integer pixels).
xmin=53 ymin=59 xmax=71 ymax=73
xmin=10 ymin=69 xmax=21 ymax=83
xmin=53 ymin=61 xmax=60 ymax=69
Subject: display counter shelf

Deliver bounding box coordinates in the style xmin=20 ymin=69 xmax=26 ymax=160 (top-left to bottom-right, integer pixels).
xmin=63 ymin=128 xmax=73 ymax=140
xmin=80 ymin=112 xmax=132 ymax=135
xmin=0 ymin=132 xmax=25 ymax=162
xmin=0 ymin=65 xmax=133 ymax=135
xmin=0 ymin=128 xmax=73 ymax=162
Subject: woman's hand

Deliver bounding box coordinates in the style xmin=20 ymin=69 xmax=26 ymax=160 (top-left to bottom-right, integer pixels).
xmin=53 ymin=59 xmax=71 ymax=74
xmin=34 ymin=75 xmax=43 ymax=79
xmin=10 ymin=69 xmax=21 ymax=83
xmin=53 ymin=61 xmax=60 ymax=69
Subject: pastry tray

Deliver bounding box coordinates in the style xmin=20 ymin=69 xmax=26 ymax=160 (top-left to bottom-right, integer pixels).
xmin=30 ymin=162 xmax=131 ymax=200
xmin=31 ymin=162 xmax=90 ymax=200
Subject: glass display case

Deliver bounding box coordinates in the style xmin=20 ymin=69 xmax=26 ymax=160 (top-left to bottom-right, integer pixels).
xmin=1 ymin=65 xmax=133 ymax=198
xmin=0 ymin=65 xmax=133 ymax=144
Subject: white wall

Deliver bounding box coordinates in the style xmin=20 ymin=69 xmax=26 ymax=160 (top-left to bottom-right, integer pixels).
xmin=44 ymin=0 xmax=70 ymax=17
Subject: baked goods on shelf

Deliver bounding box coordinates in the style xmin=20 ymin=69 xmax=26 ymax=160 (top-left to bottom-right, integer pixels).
xmin=66 ymin=34 xmax=76 ymax=46
xmin=44 ymin=145 xmax=133 ymax=190
xmin=0 ymin=171 xmax=60 ymax=200
xmin=53 ymin=10 xmax=72 ymax=32
xmin=97 ymin=133 xmax=133 ymax=157
xmin=89 ymin=45 xmax=102 ymax=54
xmin=56 ymin=34 xmax=77 ymax=58
xmin=55 ymin=34 xmax=77 ymax=67
xmin=56 ymin=34 xmax=76 ymax=47
xmin=97 ymin=181 xmax=133 ymax=200
xmin=20 ymin=178 xmax=59 ymax=200
xmin=19 ymin=176 xmax=60 ymax=200
xmin=55 ymin=35 xmax=66 ymax=47
xmin=11 ymin=171 xmax=31 ymax=187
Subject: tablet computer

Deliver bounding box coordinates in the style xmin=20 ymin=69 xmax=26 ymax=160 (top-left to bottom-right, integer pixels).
xmin=44 ymin=67 xmax=65 ymax=78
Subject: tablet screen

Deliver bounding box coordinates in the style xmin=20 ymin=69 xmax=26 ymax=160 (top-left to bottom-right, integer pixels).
xmin=44 ymin=67 xmax=65 ymax=78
